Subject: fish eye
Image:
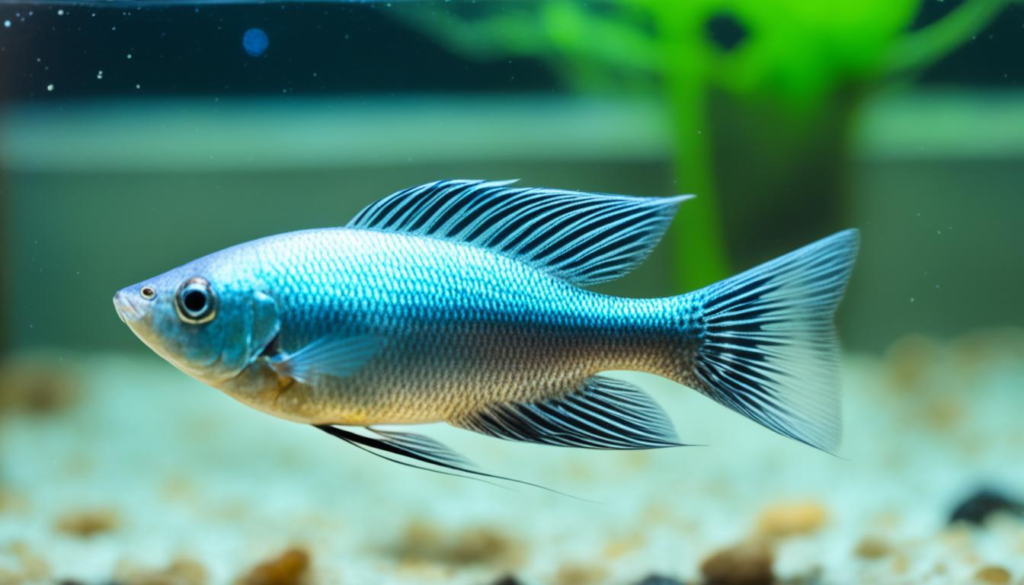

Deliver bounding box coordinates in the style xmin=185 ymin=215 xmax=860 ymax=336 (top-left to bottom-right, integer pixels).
xmin=140 ymin=286 xmax=156 ymax=300
xmin=175 ymin=277 xmax=217 ymax=324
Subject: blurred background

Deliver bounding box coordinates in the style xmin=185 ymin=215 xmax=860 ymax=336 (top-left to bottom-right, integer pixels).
xmin=1 ymin=1 xmax=1023 ymax=583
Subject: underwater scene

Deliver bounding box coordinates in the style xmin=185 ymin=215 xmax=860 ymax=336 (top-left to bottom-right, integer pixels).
xmin=2 ymin=1 xmax=1023 ymax=583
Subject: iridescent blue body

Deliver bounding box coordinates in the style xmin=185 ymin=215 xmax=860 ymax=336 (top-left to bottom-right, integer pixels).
xmin=215 ymin=227 xmax=697 ymax=425
xmin=115 ymin=180 xmax=858 ymax=471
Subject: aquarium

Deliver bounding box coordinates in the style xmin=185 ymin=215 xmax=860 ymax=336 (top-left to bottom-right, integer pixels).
xmin=1 ymin=1 xmax=1023 ymax=583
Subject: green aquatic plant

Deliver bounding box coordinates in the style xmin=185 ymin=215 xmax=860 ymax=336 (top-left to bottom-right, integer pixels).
xmin=400 ymin=0 xmax=1008 ymax=290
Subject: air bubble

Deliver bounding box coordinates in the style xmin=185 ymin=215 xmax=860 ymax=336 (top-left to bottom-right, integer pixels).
xmin=243 ymin=27 xmax=269 ymax=57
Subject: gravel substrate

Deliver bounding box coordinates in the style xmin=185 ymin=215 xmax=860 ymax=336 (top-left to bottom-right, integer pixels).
xmin=1 ymin=331 xmax=1022 ymax=584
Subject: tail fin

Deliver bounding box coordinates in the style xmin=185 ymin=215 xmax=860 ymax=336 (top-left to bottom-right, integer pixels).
xmin=686 ymin=229 xmax=859 ymax=452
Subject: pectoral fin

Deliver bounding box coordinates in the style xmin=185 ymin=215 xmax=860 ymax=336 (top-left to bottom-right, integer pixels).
xmin=451 ymin=375 xmax=684 ymax=450
xmin=268 ymin=334 xmax=381 ymax=384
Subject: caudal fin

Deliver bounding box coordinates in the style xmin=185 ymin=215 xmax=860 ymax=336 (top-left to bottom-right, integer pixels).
xmin=687 ymin=230 xmax=859 ymax=452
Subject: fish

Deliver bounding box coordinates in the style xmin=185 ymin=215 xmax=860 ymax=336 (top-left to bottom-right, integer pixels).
xmin=114 ymin=179 xmax=858 ymax=483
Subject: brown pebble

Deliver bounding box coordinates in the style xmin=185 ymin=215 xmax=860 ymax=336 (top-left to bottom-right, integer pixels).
xmin=235 ymin=548 xmax=310 ymax=585
xmin=975 ymin=566 xmax=1012 ymax=584
xmin=454 ymin=527 xmax=523 ymax=566
xmin=700 ymin=541 xmax=773 ymax=585
xmin=393 ymin=521 xmax=524 ymax=568
xmin=116 ymin=558 xmax=207 ymax=585
xmin=55 ymin=508 xmax=119 ymax=538
xmin=854 ymin=536 xmax=890 ymax=559
xmin=553 ymin=563 xmax=606 ymax=585
xmin=0 ymin=355 xmax=80 ymax=414
xmin=756 ymin=500 xmax=828 ymax=539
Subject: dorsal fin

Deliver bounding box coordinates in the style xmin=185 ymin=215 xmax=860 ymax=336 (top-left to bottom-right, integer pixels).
xmin=348 ymin=179 xmax=691 ymax=286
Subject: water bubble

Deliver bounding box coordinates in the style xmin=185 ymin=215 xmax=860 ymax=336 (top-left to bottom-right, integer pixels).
xmin=46 ymin=83 xmax=54 ymax=91
xmin=3 ymin=19 xmax=10 ymax=28
xmin=242 ymin=27 xmax=269 ymax=58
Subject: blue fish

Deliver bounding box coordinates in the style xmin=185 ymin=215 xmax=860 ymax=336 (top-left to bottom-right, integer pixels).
xmin=114 ymin=180 xmax=858 ymax=481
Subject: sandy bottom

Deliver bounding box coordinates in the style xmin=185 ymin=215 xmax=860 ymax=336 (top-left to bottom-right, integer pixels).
xmin=1 ymin=331 xmax=1023 ymax=584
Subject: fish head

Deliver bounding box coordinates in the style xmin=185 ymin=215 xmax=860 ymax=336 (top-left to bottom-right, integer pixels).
xmin=114 ymin=255 xmax=280 ymax=386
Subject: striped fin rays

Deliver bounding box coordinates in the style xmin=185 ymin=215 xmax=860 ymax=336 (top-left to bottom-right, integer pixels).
xmin=347 ymin=179 xmax=692 ymax=287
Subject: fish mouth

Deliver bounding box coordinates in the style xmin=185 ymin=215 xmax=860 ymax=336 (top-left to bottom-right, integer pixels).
xmin=113 ymin=290 xmax=142 ymax=323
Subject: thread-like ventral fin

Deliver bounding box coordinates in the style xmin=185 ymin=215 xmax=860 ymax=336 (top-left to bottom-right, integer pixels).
xmin=691 ymin=229 xmax=859 ymax=452
xmin=348 ymin=179 xmax=691 ymax=286
xmin=369 ymin=427 xmax=475 ymax=469
xmin=451 ymin=375 xmax=683 ymax=450
xmin=315 ymin=426 xmax=588 ymax=499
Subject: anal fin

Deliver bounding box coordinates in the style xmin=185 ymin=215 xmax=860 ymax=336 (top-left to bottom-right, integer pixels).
xmin=451 ymin=375 xmax=683 ymax=450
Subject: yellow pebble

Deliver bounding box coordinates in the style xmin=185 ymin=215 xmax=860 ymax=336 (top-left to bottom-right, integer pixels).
xmin=756 ymin=500 xmax=828 ymax=538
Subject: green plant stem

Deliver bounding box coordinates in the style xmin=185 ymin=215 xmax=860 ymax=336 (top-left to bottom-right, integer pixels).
xmin=886 ymin=0 xmax=1009 ymax=74
xmin=664 ymin=69 xmax=730 ymax=291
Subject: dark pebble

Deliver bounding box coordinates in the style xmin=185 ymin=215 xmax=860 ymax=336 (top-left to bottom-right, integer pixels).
xmin=949 ymin=488 xmax=1023 ymax=525
xmin=635 ymin=575 xmax=686 ymax=585
xmin=492 ymin=575 xmax=524 ymax=585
